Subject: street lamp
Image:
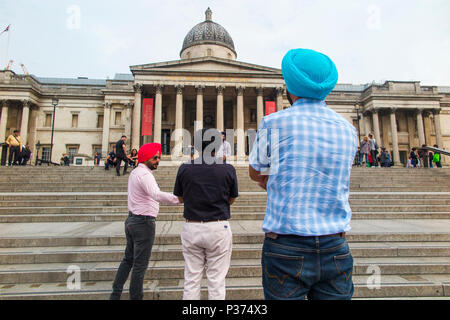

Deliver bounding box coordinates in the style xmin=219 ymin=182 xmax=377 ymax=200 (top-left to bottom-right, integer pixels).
xmin=50 ymin=96 xmax=59 ymax=164
xmin=355 ymin=103 xmax=361 ymax=146
xmin=35 ymin=140 xmax=41 ymax=165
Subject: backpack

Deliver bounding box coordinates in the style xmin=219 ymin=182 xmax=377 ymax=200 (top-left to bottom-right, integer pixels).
xmin=433 ymin=153 xmax=440 ymax=163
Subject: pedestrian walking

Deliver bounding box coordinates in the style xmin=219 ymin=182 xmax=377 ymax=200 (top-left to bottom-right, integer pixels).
xmin=360 ymin=136 xmax=370 ymax=167
xmin=5 ymin=130 xmax=23 ymax=166
xmin=433 ymin=145 xmax=442 ymax=168
xmin=110 ymin=143 xmax=180 ymax=300
xmin=410 ymin=148 xmax=418 ymax=168
xmin=174 ymin=128 xmax=238 ymax=300
xmin=249 ymin=48 xmax=357 ymax=300
xmin=368 ymin=133 xmax=379 ymax=167
xmin=115 ymin=135 xmax=129 ymax=176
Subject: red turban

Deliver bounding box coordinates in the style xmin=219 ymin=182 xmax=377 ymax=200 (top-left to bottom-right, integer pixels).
xmin=138 ymin=143 xmax=161 ymax=163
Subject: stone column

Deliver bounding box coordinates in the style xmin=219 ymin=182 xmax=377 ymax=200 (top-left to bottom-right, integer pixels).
xmin=154 ymin=84 xmax=163 ymax=144
xmin=195 ymin=85 xmax=204 ymax=132
xmin=216 ymin=85 xmax=224 ymax=132
xmin=363 ymin=112 xmax=372 ymax=137
xmin=124 ymin=102 xmax=133 ymax=148
xmin=20 ymin=100 xmax=31 ymax=144
xmin=101 ymin=102 xmax=111 ymax=156
xmin=390 ymin=108 xmax=401 ymax=166
xmin=0 ymin=100 xmax=9 ymax=142
xmin=256 ymin=87 xmax=264 ymax=127
xmin=236 ymin=86 xmax=245 ymax=160
xmin=276 ymin=87 xmax=284 ymax=112
xmin=174 ymin=85 xmax=184 ymax=157
xmin=132 ymin=83 xmax=143 ymax=150
xmin=415 ymin=109 xmax=425 ymax=146
xmin=433 ymin=109 xmax=443 ymax=148
xmin=372 ymin=108 xmax=382 ymax=146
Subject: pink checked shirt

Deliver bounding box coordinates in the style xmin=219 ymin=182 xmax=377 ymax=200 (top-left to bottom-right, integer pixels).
xmin=128 ymin=163 xmax=179 ymax=217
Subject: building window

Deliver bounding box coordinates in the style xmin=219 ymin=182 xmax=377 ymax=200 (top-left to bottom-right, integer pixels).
xmin=66 ymin=145 xmax=79 ymax=164
xmin=97 ymin=114 xmax=104 ymax=128
xmin=92 ymin=145 xmax=102 ymax=157
xmin=115 ymin=111 xmax=122 ymax=125
xmin=45 ymin=113 xmax=52 ymax=127
xmin=41 ymin=146 xmax=51 ymax=162
xmin=72 ymin=114 xmax=78 ymax=128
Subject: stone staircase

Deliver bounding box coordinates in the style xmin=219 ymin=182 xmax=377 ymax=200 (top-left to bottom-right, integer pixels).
xmin=0 ymin=166 xmax=450 ymax=299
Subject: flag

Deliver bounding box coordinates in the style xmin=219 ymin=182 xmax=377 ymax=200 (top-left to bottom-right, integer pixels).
xmin=0 ymin=25 xmax=10 ymax=36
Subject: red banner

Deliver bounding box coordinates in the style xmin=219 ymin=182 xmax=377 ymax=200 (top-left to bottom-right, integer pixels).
xmin=142 ymin=98 xmax=154 ymax=136
xmin=265 ymin=101 xmax=276 ymax=116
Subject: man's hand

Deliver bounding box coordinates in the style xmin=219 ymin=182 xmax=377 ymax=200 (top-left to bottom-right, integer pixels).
xmin=249 ymin=165 xmax=269 ymax=191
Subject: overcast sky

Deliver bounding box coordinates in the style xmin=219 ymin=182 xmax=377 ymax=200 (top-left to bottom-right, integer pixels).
xmin=0 ymin=0 xmax=449 ymax=85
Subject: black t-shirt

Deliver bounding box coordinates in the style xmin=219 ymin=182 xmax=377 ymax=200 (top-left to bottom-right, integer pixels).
xmin=115 ymin=140 xmax=126 ymax=158
xmin=108 ymin=152 xmax=116 ymax=160
xmin=174 ymin=159 xmax=239 ymax=221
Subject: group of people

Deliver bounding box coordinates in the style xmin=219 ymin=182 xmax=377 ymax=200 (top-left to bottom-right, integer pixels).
xmin=408 ymin=144 xmax=442 ymax=168
xmin=5 ymin=130 xmax=31 ymax=166
xmin=103 ymin=135 xmax=139 ymax=176
xmin=356 ymin=133 xmax=391 ymax=167
xmin=112 ymin=48 xmax=358 ymax=301
xmin=110 ymin=129 xmax=238 ymax=300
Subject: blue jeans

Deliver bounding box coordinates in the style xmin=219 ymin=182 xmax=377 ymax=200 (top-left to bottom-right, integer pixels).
xmin=262 ymin=234 xmax=354 ymax=300
xmin=359 ymin=153 xmax=369 ymax=166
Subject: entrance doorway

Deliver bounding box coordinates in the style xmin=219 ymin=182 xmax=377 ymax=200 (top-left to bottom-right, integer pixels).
xmin=162 ymin=129 xmax=171 ymax=155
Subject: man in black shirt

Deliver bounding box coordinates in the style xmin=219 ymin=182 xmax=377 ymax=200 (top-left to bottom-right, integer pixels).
xmin=115 ymin=135 xmax=129 ymax=176
xmin=174 ymin=128 xmax=238 ymax=300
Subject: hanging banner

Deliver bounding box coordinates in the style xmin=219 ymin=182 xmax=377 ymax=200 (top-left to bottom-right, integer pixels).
xmin=142 ymin=98 xmax=154 ymax=136
xmin=265 ymin=101 xmax=276 ymax=116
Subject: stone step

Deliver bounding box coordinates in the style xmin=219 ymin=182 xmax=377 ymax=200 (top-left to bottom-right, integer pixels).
xmin=2 ymin=257 xmax=450 ymax=285
xmin=1 ymin=212 xmax=450 ymax=223
xmin=2 ymin=204 xmax=450 ymax=215
xmin=1 ymin=242 xmax=450 ymax=265
xmin=0 ymin=275 xmax=448 ymax=300
xmin=3 ymin=198 xmax=450 ymax=207
xmin=2 ymin=192 xmax=450 ymax=201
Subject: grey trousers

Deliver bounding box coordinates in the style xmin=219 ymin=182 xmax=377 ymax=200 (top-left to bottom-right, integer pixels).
xmin=110 ymin=213 xmax=156 ymax=300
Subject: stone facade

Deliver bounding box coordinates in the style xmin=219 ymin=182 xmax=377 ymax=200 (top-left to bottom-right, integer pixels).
xmin=0 ymin=9 xmax=449 ymax=166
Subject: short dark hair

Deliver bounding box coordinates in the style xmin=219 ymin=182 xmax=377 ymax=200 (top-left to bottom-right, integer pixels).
xmin=13 ymin=130 xmax=19 ymax=133
xmin=194 ymin=128 xmax=221 ymax=154
xmin=121 ymin=135 xmax=127 ymax=138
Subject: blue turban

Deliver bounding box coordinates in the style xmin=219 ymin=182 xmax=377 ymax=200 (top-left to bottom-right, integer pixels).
xmin=281 ymin=48 xmax=338 ymax=101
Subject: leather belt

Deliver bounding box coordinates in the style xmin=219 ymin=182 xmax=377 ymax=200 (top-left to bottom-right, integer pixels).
xmin=186 ymin=219 xmax=228 ymax=223
xmin=265 ymin=232 xmax=345 ymax=240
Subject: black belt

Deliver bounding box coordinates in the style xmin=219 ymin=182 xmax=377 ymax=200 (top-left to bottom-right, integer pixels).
xmin=265 ymin=232 xmax=345 ymax=240
xmin=186 ymin=219 xmax=228 ymax=223
xmin=128 ymin=211 xmax=155 ymax=220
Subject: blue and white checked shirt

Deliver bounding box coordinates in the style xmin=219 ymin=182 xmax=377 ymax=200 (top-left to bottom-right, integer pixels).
xmin=249 ymin=98 xmax=358 ymax=236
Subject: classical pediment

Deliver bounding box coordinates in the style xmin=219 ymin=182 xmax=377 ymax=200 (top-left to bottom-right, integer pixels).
xmin=130 ymin=57 xmax=282 ymax=77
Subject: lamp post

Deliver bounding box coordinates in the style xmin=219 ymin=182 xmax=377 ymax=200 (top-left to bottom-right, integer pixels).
xmin=355 ymin=103 xmax=361 ymax=146
xmin=35 ymin=140 xmax=41 ymax=165
xmin=50 ymin=96 xmax=59 ymax=164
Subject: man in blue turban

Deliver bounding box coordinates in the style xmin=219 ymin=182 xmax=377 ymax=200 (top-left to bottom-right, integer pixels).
xmin=249 ymin=48 xmax=358 ymax=300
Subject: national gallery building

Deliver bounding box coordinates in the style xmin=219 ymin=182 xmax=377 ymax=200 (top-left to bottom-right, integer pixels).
xmin=0 ymin=8 xmax=449 ymax=166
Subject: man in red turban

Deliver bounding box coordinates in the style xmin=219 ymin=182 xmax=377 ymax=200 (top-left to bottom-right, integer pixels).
xmin=110 ymin=143 xmax=180 ymax=300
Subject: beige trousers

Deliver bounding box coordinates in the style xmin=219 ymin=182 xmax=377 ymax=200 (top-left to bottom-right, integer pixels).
xmin=181 ymin=221 xmax=232 ymax=300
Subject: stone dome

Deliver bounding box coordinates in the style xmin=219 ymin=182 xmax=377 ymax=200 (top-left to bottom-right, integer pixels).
xmin=181 ymin=8 xmax=236 ymax=59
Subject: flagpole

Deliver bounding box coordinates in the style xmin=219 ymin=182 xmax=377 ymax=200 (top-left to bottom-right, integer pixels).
xmin=5 ymin=27 xmax=10 ymax=69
